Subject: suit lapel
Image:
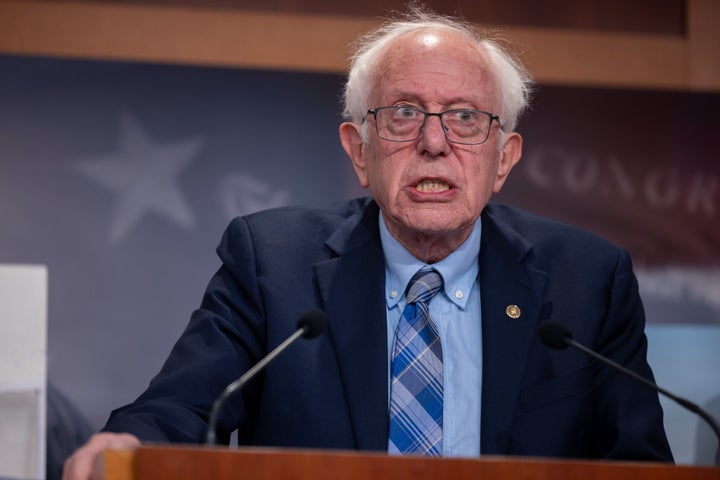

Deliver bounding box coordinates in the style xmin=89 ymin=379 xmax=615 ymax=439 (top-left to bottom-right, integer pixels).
xmin=479 ymin=206 xmax=549 ymax=454
xmin=312 ymin=201 xmax=551 ymax=453
xmin=313 ymin=201 xmax=389 ymax=451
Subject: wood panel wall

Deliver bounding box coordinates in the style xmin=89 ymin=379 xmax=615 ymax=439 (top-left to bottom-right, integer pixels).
xmin=0 ymin=0 xmax=718 ymax=92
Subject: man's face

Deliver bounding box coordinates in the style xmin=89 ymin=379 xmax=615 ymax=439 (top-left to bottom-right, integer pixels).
xmin=340 ymin=30 xmax=522 ymax=256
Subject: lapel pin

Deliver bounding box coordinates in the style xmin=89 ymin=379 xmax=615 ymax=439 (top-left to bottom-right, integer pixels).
xmin=505 ymin=304 xmax=521 ymax=319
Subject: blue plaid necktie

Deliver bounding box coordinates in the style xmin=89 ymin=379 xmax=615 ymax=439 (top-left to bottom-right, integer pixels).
xmin=388 ymin=268 xmax=444 ymax=456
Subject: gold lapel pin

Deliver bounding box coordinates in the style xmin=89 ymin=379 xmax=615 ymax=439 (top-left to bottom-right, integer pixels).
xmin=505 ymin=304 xmax=521 ymax=319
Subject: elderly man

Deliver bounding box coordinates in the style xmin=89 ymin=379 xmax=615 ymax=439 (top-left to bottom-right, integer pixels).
xmin=63 ymin=8 xmax=672 ymax=479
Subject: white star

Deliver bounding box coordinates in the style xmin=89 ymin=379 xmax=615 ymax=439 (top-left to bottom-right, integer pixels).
xmin=73 ymin=112 xmax=204 ymax=244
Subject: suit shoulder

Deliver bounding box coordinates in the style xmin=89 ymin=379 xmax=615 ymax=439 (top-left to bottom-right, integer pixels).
xmin=226 ymin=198 xmax=370 ymax=235
xmin=484 ymin=203 xmax=621 ymax=254
xmin=223 ymin=198 xmax=369 ymax=245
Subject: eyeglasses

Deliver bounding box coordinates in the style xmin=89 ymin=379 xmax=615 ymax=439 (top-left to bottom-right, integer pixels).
xmin=365 ymin=105 xmax=503 ymax=145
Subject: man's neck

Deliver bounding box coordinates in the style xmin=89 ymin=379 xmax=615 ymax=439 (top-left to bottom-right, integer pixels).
xmin=381 ymin=217 xmax=476 ymax=264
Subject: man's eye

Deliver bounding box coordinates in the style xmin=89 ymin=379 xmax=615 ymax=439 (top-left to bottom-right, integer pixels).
xmin=452 ymin=110 xmax=477 ymax=123
xmin=394 ymin=107 xmax=419 ymax=119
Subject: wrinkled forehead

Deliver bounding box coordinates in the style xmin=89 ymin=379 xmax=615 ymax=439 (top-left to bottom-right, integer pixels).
xmin=370 ymin=28 xmax=500 ymax=107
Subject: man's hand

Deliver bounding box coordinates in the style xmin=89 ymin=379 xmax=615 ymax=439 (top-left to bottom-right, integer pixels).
xmin=62 ymin=432 xmax=140 ymax=480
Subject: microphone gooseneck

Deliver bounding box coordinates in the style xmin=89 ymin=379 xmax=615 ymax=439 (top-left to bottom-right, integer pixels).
xmin=536 ymin=320 xmax=720 ymax=465
xmin=204 ymin=309 xmax=328 ymax=445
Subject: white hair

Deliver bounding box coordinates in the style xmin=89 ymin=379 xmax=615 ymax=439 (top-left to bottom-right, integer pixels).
xmin=342 ymin=8 xmax=533 ymax=135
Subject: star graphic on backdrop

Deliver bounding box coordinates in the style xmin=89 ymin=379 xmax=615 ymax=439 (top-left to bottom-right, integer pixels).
xmin=73 ymin=111 xmax=204 ymax=244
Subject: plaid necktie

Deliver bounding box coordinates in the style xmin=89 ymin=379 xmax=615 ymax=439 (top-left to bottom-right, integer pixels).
xmin=388 ymin=268 xmax=444 ymax=456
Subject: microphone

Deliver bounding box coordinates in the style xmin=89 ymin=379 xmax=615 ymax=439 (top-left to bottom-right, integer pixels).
xmin=204 ymin=309 xmax=328 ymax=445
xmin=537 ymin=320 xmax=720 ymax=465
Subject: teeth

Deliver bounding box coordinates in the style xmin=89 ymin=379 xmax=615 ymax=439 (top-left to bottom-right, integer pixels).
xmin=416 ymin=179 xmax=450 ymax=193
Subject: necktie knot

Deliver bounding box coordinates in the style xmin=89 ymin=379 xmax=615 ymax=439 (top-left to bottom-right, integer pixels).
xmin=406 ymin=268 xmax=443 ymax=305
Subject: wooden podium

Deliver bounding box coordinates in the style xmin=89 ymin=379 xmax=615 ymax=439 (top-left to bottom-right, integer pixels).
xmin=103 ymin=445 xmax=720 ymax=480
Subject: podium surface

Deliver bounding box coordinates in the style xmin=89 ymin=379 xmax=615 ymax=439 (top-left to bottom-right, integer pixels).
xmin=104 ymin=445 xmax=720 ymax=480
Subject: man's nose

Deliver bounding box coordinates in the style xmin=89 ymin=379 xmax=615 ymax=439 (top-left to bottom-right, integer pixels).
xmin=417 ymin=115 xmax=450 ymax=157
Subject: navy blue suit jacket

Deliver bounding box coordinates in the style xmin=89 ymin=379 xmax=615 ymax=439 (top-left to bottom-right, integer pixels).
xmin=104 ymin=198 xmax=672 ymax=461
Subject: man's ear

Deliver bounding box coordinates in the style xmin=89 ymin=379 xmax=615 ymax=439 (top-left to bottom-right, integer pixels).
xmin=493 ymin=132 xmax=523 ymax=193
xmin=339 ymin=122 xmax=369 ymax=188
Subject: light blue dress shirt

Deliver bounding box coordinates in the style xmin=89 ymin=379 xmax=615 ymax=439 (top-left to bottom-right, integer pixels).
xmin=379 ymin=213 xmax=483 ymax=457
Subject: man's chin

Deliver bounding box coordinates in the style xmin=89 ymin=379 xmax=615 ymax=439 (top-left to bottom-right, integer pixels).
xmin=403 ymin=216 xmax=473 ymax=238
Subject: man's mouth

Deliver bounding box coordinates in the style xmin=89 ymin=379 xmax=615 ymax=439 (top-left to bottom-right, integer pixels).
xmin=415 ymin=179 xmax=451 ymax=193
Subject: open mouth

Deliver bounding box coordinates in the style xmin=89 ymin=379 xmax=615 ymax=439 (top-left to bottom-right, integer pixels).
xmin=415 ymin=179 xmax=451 ymax=193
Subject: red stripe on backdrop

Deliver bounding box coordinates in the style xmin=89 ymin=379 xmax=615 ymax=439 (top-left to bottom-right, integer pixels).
xmin=495 ymin=85 xmax=720 ymax=268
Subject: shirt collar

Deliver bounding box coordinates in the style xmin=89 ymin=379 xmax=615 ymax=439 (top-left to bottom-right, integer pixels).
xmin=379 ymin=212 xmax=481 ymax=310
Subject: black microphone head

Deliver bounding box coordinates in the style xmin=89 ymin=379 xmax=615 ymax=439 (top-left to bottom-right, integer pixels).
xmin=537 ymin=320 xmax=572 ymax=350
xmin=297 ymin=309 xmax=328 ymax=339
